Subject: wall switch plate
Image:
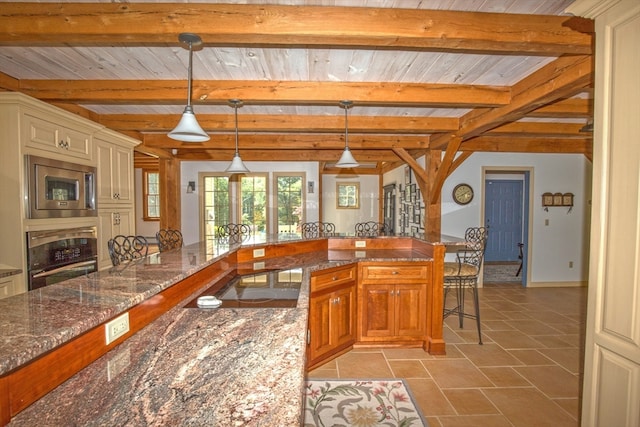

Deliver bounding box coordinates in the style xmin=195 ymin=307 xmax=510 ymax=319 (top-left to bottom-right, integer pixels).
xmin=355 ymin=250 xmax=366 ymax=258
xmin=105 ymin=312 xmax=130 ymax=345
xmin=253 ymin=248 xmax=265 ymax=258
xmin=545 ymin=219 xmax=549 ymax=226
xmin=355 ymin=240 xmax=366 ymax=248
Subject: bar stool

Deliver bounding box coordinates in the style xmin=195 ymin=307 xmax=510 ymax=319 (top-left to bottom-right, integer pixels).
xmin=443 ymin=227 xmax=488 ymax=344
xmin=300 ymin=222 xmax=336 ymax=238
xmin=215 ymin=223 xmax=251 ymax=243
xmin=354 ymin=221 xmax=386 ymax=237
xmin=156 ymin=229 xmax=184 ymax=252
xmin=108 ymin=235 xmax=149 ymax=266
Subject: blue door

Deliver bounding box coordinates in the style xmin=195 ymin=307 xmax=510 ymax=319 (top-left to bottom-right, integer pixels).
xmin=484 ymin=179 xmax=523 ymax=262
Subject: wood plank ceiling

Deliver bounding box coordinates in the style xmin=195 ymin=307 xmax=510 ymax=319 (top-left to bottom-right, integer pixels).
xmin=0 ymin=0 xmax=594 ymax=174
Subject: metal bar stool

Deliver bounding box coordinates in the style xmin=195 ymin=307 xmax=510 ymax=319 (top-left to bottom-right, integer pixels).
xmin=108 ymin=235 xmax=149 ymax=266
xmin=156 ymin=229 xmax=184 ymax=252
xmin=300 ymin=222 xmax=336 ymax=238
xmin=443 ymin=227 xmax=488 ymax=344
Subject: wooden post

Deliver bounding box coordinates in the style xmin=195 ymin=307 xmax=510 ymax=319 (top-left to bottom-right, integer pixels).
xmin=424 ymin=149 xmax=442 ymax=241
xmin=159 ymin=157 xmax=181 ymax=230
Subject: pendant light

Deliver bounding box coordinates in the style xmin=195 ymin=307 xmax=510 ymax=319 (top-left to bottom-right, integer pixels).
xmin=168 ymin=33 xmax=210 ymax=142
xmin=225 ymin=99 xmax=249 ymax=173
xmin=335 ymin=100 xmax=359 ymax=168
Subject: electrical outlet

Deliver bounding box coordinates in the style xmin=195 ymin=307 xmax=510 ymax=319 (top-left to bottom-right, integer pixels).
xmin=105 ymin=312 xmax=130 ymax=345
xmin=355 ymin=240 xmax=366 ymax=248
xmin=569 ymin=261 xmax=574 ymax=268
xmin=253 ymin=261 xmax=265 ymax=270
xmin=253 ymin=248 xmax=265 ymax=258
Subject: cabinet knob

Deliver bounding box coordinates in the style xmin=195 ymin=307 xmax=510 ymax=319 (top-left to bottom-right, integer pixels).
xmin=332 ymin=276 xmax=338 ymax=281
xmin=392 ymin=271 xmax=399 ymax=275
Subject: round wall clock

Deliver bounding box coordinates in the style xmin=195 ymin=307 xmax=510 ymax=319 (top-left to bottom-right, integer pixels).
xmin=453 ymin=183 xmax=474 ymax=205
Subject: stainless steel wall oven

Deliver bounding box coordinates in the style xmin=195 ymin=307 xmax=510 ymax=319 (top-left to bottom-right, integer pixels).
xmin=26 ymin=227 xmax=98 ymax=291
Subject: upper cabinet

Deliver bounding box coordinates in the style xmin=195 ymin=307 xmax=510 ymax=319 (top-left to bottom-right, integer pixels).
xmin=22 ymin=113 xmax=94 ymax=161
xmin=94 ymin=130 xmax=137 ymax=206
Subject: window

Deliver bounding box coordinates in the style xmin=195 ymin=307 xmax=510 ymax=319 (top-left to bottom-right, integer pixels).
xmin=143 ymin=170 xmax=160 ymax=220
xmin=239 ymin=175 xmax=268 ymax=237
xmin=337 ymin=182 xmax=359 ymax=209
xmin=275 ymin=174 xmax=304 ymax=234
xmin=202 ymin=175 xmax=230 ymax=247
xmin=201 ymin=172 xmax=304 ymax=244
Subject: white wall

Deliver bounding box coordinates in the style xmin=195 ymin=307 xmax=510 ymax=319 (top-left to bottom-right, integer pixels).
xmin=387 ymin=152 xmax=591 ymax=285
xmin=134 ymin=168 xmax=160 ymax=239
xmin=180 ymin=160 xmax=320 ymax=245
xmin=322 ymin=173 xmax=380 ymax=234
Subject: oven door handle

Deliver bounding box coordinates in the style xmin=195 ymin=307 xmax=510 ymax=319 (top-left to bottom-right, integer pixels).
xmin=32 ymin=260 xmax=97 ymax=279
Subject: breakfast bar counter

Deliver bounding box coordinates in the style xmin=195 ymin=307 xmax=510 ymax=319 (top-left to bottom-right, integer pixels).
xmin=0 ymin=236 xmax=445 ymax=425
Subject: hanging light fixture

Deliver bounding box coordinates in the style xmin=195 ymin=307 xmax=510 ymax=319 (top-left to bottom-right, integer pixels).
xmin=225 ymin=99 xmax=250 ymax=173
xmin=168 ymin=33 xmax=210 ymax=142
xmin=336 ymin=100 xmax=359 ymax=168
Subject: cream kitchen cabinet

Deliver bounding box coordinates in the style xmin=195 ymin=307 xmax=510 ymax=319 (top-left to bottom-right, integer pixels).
xmin=0 ymin=274 xmax=21 ymax=299
xmin=93 ymin=128 xmax=139 ymax=269
xmin=22 ymin=113 xmax=95 ymax=162
xmin=97 ymin=209 xmax=134 ymax=268
xmin=94 ymin=130 xmax=137 ymax=206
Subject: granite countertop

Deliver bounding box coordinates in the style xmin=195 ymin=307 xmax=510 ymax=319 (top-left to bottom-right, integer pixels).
xmin=0 ymin=236 xmax=436 ymax=425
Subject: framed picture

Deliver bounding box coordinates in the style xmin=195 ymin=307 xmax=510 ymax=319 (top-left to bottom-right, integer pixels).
xmin=336 ymin=182 xmax=360 ymax=209
xmin=404 ymin=166 xmax=411 ymax=185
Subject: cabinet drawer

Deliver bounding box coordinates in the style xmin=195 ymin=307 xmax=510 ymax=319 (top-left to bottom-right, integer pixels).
xmin=311 ymin=265 xmax=356 ymax=293
xmin=360 ymin=263 xmax=429 ymax=284
xmin=24 ymin=114 xmax=92 ymax=160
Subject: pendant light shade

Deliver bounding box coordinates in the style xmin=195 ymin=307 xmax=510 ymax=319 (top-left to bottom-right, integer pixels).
xmin=225 ymin=99 xmax=249 ymax=173
xmin=335 ymin=100 xmax=359 ymax=168
xmin=168 ymin=33 xmax=209 ymax=142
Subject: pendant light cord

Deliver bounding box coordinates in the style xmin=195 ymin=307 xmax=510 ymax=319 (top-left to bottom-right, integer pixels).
xmin=234 ymin=103 xmax=240 ymax=155
xmin=344 ymin=105 xmax=349 ymax=149
xmin=186 ymin=40 xmax=193 ymax=108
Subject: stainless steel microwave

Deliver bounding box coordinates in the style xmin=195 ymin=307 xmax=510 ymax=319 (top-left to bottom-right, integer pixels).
xmin=25 ymin=155 xmax=97 ymax=219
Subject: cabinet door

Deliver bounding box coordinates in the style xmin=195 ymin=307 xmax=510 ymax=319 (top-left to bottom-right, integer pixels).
xmin=95 ymin=140 xmax=115 ymax=205
xmin=97 ymin=208 xmax=134 ymax=269
xmin=0 ymin=276 xmax=14 ymax=299
xmin=361 ymin=284 xmax=395 ymax=338
xmin=308 ymin=292 xmax=334 ymax=363
xmin=332 ymin=285 xmax=357 ymax=349
xmin=24 ymin=114 xmax=91 ymax=160
xmin=113 ymin=146 xmax=133 ymax=202
xmin=395 ymin=284 xmax=426 ymax=337
xmin=94 ymin=139 xmax=133 ymax=204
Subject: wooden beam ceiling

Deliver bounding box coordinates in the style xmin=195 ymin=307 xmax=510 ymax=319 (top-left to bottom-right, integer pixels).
xmin=0 ymin=3 xmax=594 ymax=170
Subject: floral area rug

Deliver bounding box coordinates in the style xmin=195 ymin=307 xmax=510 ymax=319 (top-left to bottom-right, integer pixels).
xmin=304 ymin=379 xmax=428 ymax=427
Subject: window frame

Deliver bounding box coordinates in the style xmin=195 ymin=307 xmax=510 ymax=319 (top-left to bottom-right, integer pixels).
xmin=142 ymin=169 xmax=160 ymax=221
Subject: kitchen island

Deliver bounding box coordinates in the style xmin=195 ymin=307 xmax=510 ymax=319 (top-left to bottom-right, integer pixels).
xmin=0 ymin=236 xmax=445 ymax=425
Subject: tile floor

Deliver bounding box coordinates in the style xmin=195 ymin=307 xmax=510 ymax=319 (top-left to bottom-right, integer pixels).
xmin=308 ymin=285 xmax=587 ymax=427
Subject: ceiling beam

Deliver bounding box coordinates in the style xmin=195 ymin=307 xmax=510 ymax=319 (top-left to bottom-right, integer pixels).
xmin=431 ymin=54 xmax=593 ymax=149
xmin=140 ymin=133 xmax=430 ymax=150
xmin=16 ymin=80 xmax=510 ymax=108
xmin=461 ymin=136 xmax=591 ymax=154
xmin=0 ymin=4 xmax=593 ymax=55
xmin=100 ymin=114 xmax=459 ymax=134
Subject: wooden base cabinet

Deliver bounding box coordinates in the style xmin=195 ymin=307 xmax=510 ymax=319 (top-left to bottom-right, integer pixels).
xmin=307 ymin=264 xmax=357 ymax=369
xmin=357 ymin=262 xmax=430 ymax=345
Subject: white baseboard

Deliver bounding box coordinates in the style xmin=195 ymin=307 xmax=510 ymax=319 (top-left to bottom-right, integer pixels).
xmin=526 ymin=281 xmax=587 ymax=288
